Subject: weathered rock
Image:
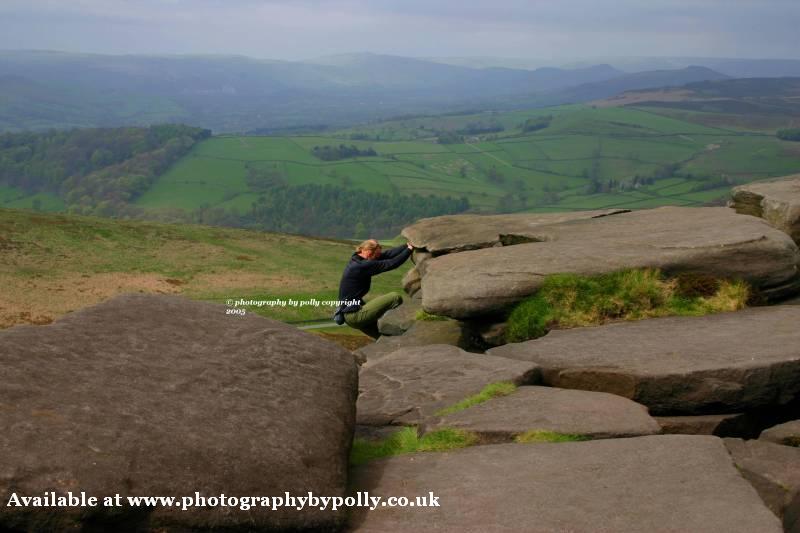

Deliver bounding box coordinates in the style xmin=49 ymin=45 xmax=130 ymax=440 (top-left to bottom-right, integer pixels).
xmin=353 ymin=338 xmax=399 ymax=365
xmin=725 ymin=438 xmax=800 ymax=531
xmin=489 ymin=306 xmax=800 ymax=415
xmin=401 ymin=252 xmax=431 ymax=298
xmin=348 ymin=436 xmax=782 ymax=532
xmin=377 ymin=299 xmax=422 ymax=336
xmin=411 ymin=250 xmax=433 ymax=268
xmin=761 ymin=420 xmax=800 ymax=447
xmin=354 ymin=319 xmax=480 ymax=365
xmin=356 ymin=345 xmax=540 ymax=426
xmin=428 ymin=385 xmax=660 ymax=441
xmin=402 ymin=208 xmax=628 ymax=255
xmin=401 ymin=266 xmax=421 ymax=297
xmin=0 ymin=294 xmax=358 ymax=532
xmin=732 ymin=174 xmax=800 ymax=244
xmin=416 ymin=207 xmax=800 ymax=318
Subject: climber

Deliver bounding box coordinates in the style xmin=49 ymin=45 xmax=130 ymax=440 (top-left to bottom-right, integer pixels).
xmin=334 ymin=239 xmax=414 ymax=338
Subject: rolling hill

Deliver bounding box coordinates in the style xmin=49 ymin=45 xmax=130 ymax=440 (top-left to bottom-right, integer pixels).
xmin=597 ymin=77 xmax=800 ymax=131
xmin=5 ymin=76 xmax=800 ymax=239
xmin=0 ymin=50 xmax=729 ymax=133
xmin=431 ymin=56 xmax=800 ymax=78
xmin=130 ymin=103 xmax=800 ymax=219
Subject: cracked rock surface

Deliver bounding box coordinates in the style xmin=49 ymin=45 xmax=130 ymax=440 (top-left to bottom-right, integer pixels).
xmin=356 ymin=345 xmax=539 ymax=426
xmin=348 ymin=436 xmax=783 ymax=532
xmin=407 ymin=207 xmax=799 ymax=318
xmin=489 ymin=306 xmax=800 ymax=415
xmin=0 ymin=294 xmax=357 ymax=531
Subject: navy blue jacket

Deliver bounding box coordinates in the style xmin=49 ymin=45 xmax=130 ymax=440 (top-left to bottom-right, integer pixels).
xmin=337 ymin=244 xmax=412 ymax=312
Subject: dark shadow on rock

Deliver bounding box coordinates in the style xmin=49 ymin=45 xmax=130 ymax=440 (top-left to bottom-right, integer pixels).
xmin=81 ymin=508 xmax=153 ymax=533
xmin=657 ymin=395 xmax=800 ymax=438
xmin=355 ymin=319 xmax=487 ymax=365
xmin=345 ymin=459 xmax=390 ymax=532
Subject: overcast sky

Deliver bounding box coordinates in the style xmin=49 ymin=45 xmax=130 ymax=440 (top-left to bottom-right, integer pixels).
xmin=0 ymin=0 xmax=797 ymax=61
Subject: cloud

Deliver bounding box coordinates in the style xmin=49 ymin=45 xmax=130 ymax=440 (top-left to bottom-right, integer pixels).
xmin=0 ymin=0 xmax=797 ymax=60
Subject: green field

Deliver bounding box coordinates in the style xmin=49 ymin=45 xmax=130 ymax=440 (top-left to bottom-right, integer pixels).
xmin=4 ymin=102 xmax=799 ymax=221
xmin=0 ymin=184 xmax=64 ymax=211
xmin=132 ymin=104 xmax=800 ymax=215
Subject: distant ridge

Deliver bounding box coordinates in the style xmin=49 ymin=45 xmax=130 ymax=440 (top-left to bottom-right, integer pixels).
xmin=427 ymin=55 xmax=800 ymax=78
xmin=0 ymin=50 xmax=763 ymax=133
xmin=552 ymin=66 xmax=730 ymax=103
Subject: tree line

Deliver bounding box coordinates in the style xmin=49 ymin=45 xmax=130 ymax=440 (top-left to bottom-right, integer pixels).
xmin=165 ymin=184 xmax=470 ymax=238
xmin=247 ymin=184 xmax=469 ymax=238
xmin=0 ymin=126 xmax=470 ymax=238
xmin=777 ymin=128 xmax=800 ymax=142
xmin=311 ymin=144 xmax=377 ymax=161
xmin=0 ymin=125 xmax=210 ymax=216
xmin=521 ymin=116 xmax=552 ymax=133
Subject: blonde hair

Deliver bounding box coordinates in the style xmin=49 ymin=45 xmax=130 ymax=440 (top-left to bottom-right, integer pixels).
xmin=356 ymin=239 xmax=381 ymax=253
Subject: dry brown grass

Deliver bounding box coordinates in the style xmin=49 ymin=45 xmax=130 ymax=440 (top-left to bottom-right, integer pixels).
xmin=312 ymin=332 xmax=373 ymax=351
xmin=0 ymin=268 xmax=331 ymax=329
xmin=0 ymin=272 xmax=182 ymax=329
xmin=0 ymin=208 xmax=407 ymax=330
xmin=183 ymin=271 xmax=313 ymax=293
xmin=702 ymin=281 xmax=750 ymax=312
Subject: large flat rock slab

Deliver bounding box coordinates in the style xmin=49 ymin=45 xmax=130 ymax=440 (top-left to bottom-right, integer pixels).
xmin=725 ymin=438 xmax=800 ymax=531
xmin=356 ymin=345 xmax=540 ymax=426
xmin=733 ymin=174 xmax=800 ymax=244
xmin=428 ymin=385 xmax=660 ymax=440
xmin=402 ymin=208 xmax=628 ymax=255
xmin=348 ymin=436 xmax=782 ymax=532
xmin=489 ymin=306 xmax=800 ymax=415
xmin=761 ymin=420 xmax=800 ymax=447
xmin=0 ymin=294 xmax=358 ymax=531
xmin=415 ymin=206 xmax=800 ymax=318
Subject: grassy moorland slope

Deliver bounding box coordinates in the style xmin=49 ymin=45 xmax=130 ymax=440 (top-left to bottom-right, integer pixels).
xmin=0 ymin=208 xmax=408 ymax=347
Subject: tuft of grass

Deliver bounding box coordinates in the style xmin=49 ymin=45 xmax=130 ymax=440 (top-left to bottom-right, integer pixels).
xmin=350 ymin=427 xmax=478 ymax=466
xmin=514 ymin=430 xmax=592 ymax=443
xmin=505 ymin=268 xmax=749 ymax=342
xmin=783 ymin=437 xmax=800 ymax=448
xmin=415 ymin=309 xmax=450 ymax=321
xmin=435 ymin=382 xmax=517 ymax=417
xmin=701 ymin=279 xmax=750 ymax=312
xmin=416 ymin=428 xmax=479 ymax=451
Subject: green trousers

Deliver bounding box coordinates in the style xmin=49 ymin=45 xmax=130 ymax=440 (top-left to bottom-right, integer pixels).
xmin=344 ymin=291 xmax=403 ymax=339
